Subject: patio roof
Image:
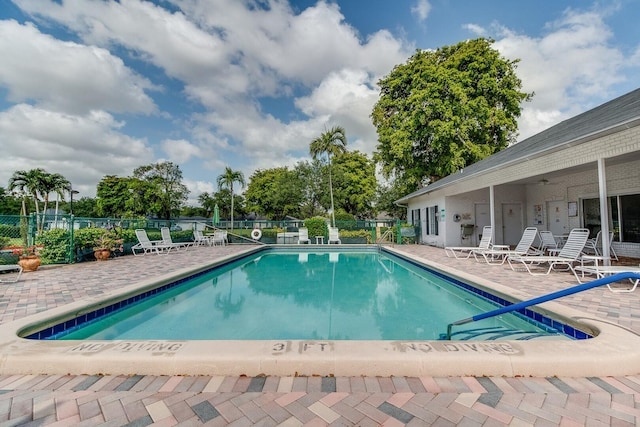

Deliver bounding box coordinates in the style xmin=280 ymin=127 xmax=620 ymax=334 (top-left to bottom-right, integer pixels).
xmin=397 ymin=87 xmax=640 ymax=203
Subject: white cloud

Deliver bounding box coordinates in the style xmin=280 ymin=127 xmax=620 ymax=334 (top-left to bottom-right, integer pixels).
xmin=0 ymin=104 xmax=153 ymax=196
xmin=492 ymin=9 xmax=626 ymax=139
xmin=161 ymin=139 xmax=202 ymax=163
xmin=463 ymin=23 xmax=486 ymax=36
xmin=0 ymin=19 xmax=157 ymax=115
xmin=411 ymin=0 xmax=432 ymax=22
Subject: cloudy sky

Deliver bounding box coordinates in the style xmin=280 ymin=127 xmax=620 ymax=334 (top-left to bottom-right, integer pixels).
xmin=1 ymin=0 xmax=639 ymax=204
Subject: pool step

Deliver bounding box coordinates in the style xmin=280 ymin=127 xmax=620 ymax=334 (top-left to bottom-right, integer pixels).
xmin=451 ymin=326 xmax=567 ymax=341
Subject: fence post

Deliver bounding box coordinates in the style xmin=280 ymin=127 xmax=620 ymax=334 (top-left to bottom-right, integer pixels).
xmin=68 ymin=215 xmax=75 ymax=264
xmin=28 ymin=213 xmax=37 ymax=246
xmin=396 ymin=219 xmax=402 ymax=244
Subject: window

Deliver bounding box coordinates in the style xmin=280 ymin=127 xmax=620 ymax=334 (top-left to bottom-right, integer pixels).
xmin=621 ymin=194 xmax=640 ymax=243
xmin=424 ymin=205 xmax=439 ymax=236
xmin=582 ymin=194 xmax=639 ymax=243
xmin=411 ymin=209 xmax=420 ymax=226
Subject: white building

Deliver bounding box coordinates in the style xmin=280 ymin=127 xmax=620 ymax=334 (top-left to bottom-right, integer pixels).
xmin=396 ymin=88 xmax=640 ymax=258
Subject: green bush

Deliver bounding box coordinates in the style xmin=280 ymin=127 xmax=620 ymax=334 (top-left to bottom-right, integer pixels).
xmin=304 ymin=217 xmax=328 ymax=238
xmin=36 ymin=228 xmax=70 ymax=264
xmin=0 ymin=236 xmax=10 ymax=249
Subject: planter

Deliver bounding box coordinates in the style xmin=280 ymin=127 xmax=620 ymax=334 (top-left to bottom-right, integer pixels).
xmin=93 ymin=249 xmax=112 ymax=261
xmin=18 ymin=255 xmax=41 ymax=272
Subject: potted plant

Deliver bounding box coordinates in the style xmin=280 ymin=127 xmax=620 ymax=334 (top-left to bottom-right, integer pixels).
xmin=17 ymin=245 xmax=41 ymax=272
xmin=92 ymin=230 xmax=123 ymax=261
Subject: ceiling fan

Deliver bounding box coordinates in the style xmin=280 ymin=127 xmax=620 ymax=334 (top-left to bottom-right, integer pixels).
xmin=537 ymin=177 xmax=558 ymax=186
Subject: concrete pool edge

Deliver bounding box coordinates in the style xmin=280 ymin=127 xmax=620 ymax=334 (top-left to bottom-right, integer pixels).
xmin=0 ymin=245 xmax=639 ymax=377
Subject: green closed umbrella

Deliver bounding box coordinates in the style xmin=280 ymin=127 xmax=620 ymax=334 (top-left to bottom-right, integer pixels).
xmin=213 ymin=204 xmax=220 ymax=226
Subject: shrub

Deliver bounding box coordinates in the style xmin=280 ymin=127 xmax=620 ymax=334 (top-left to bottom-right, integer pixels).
xmin=36 ymin=228 xmax=70 ymax=264
xmin=304 ymin=217 xmax=328 ymax=238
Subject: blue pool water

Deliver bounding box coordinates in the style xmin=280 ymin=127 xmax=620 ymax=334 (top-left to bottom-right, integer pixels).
xmin=32 ymin=249 xmax=581 ymax=341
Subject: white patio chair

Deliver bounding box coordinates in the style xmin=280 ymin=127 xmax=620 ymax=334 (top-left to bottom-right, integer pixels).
xmin=328 ymin=227 xmax=341 ymax=244
xmin=507 ymin=228 xmax=590 ymax=281
xmin=132 ymin=229 xmax=174 ymax=255
xmin=297 ymin=227 xmax=311 ymax=244
xmin=212 ymin=230 xmax=227 ymax=246
xmin=444 ymin=226 xmax=493 ymax=259
xmin=538 ymin=230 xmax=558 ymax=254
xmin=161 ymin=227 xmax=192 ymax=251
xmin=193 ymin=230 xmax=212 ymax=246
xmin=473 ymin=227 xmax=540 ymax=264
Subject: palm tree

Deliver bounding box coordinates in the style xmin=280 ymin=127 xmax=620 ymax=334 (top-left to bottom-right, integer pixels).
xmin=8 ymin=168 xmax=46 ymax=217
xmin=40 ymin=173 xmax=70 ymax=229
xmin=216 ymin=167 xmax=245 ymax=230
xmin=309 ymin=126 xmax=347 ymax=227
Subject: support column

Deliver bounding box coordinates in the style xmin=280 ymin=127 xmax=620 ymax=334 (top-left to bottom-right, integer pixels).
xmin=489 ymin=185 xmax=495 ymax=245
xmin=597 ymin=158 xmax=611 ymax=265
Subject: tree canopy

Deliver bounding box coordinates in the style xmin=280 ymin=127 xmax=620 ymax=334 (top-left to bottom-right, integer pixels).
xmin=245 ymin=167 xmax=304 ymax=220
xmin=133 ymin=162 xmax=189 ymax=220
xmin=372 ymin=38 xmax=532 ymax=189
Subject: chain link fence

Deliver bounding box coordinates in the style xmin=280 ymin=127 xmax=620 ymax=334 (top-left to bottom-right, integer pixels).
xmin=0 ymin=214 xmax=417 ymax=266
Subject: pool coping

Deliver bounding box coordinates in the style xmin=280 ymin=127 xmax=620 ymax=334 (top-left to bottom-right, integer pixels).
xmin=0 ymin=245 xmax=639 ymax=377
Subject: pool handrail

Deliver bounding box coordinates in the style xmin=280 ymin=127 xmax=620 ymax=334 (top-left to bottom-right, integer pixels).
xmin=443 ymin=272 xmax=640 ymax=340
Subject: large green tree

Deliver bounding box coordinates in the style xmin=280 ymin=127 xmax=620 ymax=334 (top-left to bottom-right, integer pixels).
xmin=331 ymin=151 xmax=377 ymax=219
xmin=295 ymin=159 xmax=326 ymax=219
xmin=217 ymin=167 xmax=245 ymax=228
xmin=97 ymin=176 xmax=134 ymax=218
xmin=134 ymin=162 xmax=189 ymax=219
xmin=245 ymin=167 xmax=305 ymax=220
xmin=309 ymin=126 xmax=347 ymax=227
xmin=372 ymin=38 xmax=532 ymax=190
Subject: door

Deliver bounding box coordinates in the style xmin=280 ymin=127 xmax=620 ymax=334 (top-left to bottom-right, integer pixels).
xmin=547 ymin=200 xmax=567 ymax=237
xmin=502 ymin=203 xmax=523 ymax=246
xmin=474 ymin=203 xmax=490 ymax=246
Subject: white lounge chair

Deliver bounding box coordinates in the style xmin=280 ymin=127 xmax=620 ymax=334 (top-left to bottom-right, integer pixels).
xmin=538 ymin=230 xmax=558 ymax=254
xmin=583 ymin=231 xmax=618 ymax=261
xmin=574 ymin=264 xmax=640 ymax=292
xmin=161 ymin=227 xmax=192 ymax=250
xmin=473 ymin=227 xmax=540 ymax=264
xmin=193 ymin=230 xmax=213 ymax=246
xmin=297 ymin=227 xmax=311 ymax=244
xmin=328 ymin=227 xmax=341 ymax=244
xmin=507 ymin=228 xmax=590 ymax=281
xmin=132 ymin=229 xmax=174 ymax=255
xmin=0 ymin=264 xmax=22 ymax=283
xmin=444 ymin=226 xmax=493 ymax=259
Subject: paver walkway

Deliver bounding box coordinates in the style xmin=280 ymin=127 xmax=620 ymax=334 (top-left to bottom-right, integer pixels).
xmin=0 ymin=243 xmax=639 ymax=426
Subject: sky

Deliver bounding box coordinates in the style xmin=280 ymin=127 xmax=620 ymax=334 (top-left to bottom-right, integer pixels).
xmin=1 ymin=0 xmax=639 ymax=205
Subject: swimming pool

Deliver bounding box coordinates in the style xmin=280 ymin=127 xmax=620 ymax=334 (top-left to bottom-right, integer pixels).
xmin=3 ymin=245 xmax=640 ymax=377
xmin=29 ymin=248 xmax=576 ymax=341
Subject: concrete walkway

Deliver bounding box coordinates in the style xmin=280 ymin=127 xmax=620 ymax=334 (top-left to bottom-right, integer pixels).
xmin=0 ymin=244 xmax=639 ymax=426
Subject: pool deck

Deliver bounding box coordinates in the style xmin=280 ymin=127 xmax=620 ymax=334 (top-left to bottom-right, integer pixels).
xmin=0 ymin=243 xmax=639 ymax=425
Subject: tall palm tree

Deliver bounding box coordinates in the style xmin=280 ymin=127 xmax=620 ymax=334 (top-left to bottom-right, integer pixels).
xmin=40 ymin=173 xmax=70 ymax=227
xmin=8 ymin=168 xmax=46 ymax=217
xmin=217 ymin=167 xmax=245 ymax=230
xmin=309 ymin=126 xmax=347 ymax=227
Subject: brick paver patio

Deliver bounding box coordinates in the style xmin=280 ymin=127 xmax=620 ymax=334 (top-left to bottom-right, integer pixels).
xmin=0 ymin=243 xmax=639 ymax=425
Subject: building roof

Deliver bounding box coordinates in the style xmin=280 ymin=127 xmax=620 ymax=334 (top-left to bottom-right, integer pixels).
xmin=397 ymin=87 xmax=640 ymax=203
